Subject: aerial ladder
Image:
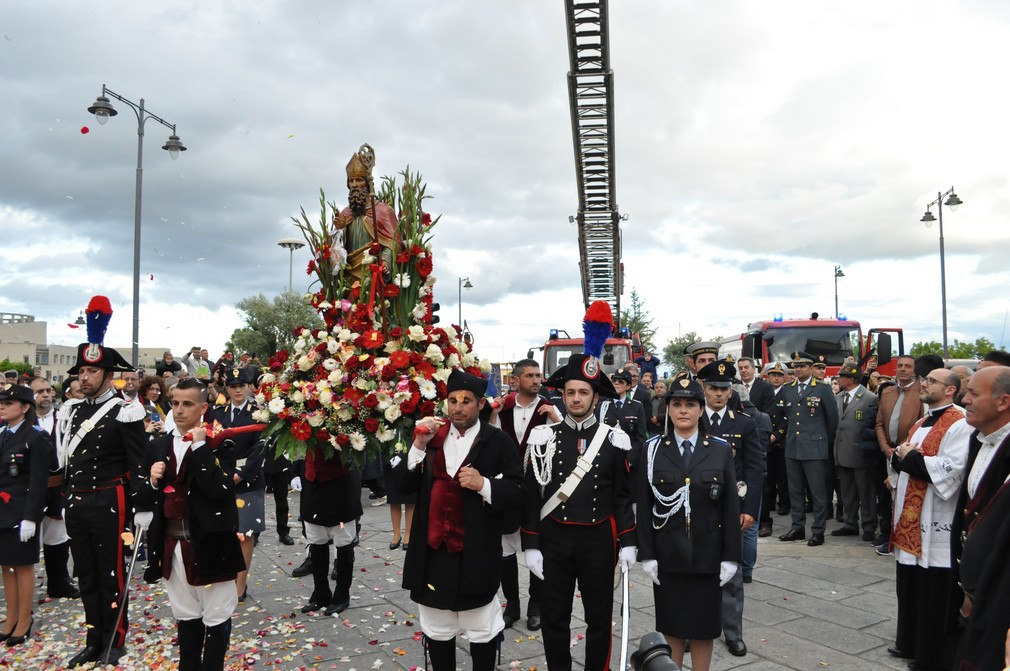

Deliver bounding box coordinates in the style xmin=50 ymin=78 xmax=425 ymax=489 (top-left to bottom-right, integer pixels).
xmin=564 ymin=0 xmax=623 ymax=326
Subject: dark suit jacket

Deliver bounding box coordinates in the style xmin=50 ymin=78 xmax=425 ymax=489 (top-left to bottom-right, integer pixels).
xmin=875 ymin=381 xmax=924 ymax=450
xmin=745 ymin=378 xmax=776 ymax=416
xmin=599 ymin=397 xmax=649 ymax=469
xmin=701 ymin=407 xmax=764 ymax=518
xmin=636 ymin=433 xmax=741 ymax=574
xmin=207 ymin=403 xmax=264 ymax=493
xmin=0 ymin=422 xmax=52 ymax=527
xmin=395 ymin=422 xmax=525 ymax=605
xmin=134 ymin=433 xmax=245 ymax=584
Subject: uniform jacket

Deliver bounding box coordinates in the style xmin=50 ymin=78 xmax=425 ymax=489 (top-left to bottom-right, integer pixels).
xmin=598 ymin=397 xmax=649 ymax=469
xmin=636 ymin=432 xmax=741 ymax=574
xmin=701 ymin=407 xmax=765 ymax=519
xmin=875 ymin=381 xmax=924 ymax=450
xmin=394 ymin=421 xmax=525 ymax=604
xmin=60 ymin=393 xmax=147 ymax=493
xmin=0 ymin=422 xmax=53 ymax=527
xmin=775 ymin=378 xmax=839 ymax=460
xmin=833 ymin=385 xmax=880 ymax=468
xmin=134 ymin=432 xmax=245 ymax=584
xmin=520 ymin=416 xmax=636 ymax=550
xmin=206 ymin=403 xmax=264 ymax=493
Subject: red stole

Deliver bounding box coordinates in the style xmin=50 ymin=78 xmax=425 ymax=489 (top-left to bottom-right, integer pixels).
xmin=426 ymin=445 xmax=466 ymax=553
xmin=306 ymin=448 xmax=350 ymax=482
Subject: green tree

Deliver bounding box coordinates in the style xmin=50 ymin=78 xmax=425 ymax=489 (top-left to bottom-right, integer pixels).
xmin=662 ymin=332 xmax=699 ymax=375
xmin=909 ymin=336 xmax=996 ymax=359
xmin=227 ymin=292 xmax=323 ymax=358
xmin=0 ymin=359 xmax=33 ymax=379
xmin=620 ymin=288 xmax=657 ymax=352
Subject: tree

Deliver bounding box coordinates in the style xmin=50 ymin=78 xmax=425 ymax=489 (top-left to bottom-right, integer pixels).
xmin=0 ymin=360 xmax=33 ymax=379
xmin=909 ymin=336 xmax=996 ymax=360
xmin=662 ymin=332 xmax=699 ymax=375
xmin=227 ymin=292 xmax=323 ymax=358
xmin=620 ymin=288 xmax=657 ymax=352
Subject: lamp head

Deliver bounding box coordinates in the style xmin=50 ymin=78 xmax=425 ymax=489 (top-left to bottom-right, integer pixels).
xmin=161 ymin=134 xmax=187 ymax=160
xmin=921 ymin=209 xmax=936 ymax=227
xmin=944 ymin=192 xmax=962 ymax=211
xmin=87 ymin=95 xmax=118 ymax=125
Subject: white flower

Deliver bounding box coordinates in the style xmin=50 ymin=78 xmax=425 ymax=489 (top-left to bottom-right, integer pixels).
xmin=255 ymin=393 xmax=266 ymax=405
xmin=338 ymin=329 xmax=354 ymax=343
xmin=442 ymin=325 xmax=457 ymax=341
xmin=268 ymin=398 xmax=286 ymax=414
xmin=407 ymin=325 xmax=426 ymax=342
xmin=291 ymin=390 xmax=305 ymax=404
xmin=297 ymin=354 xmax=315 ymax=372
xmin=461 ymin=353 xmax=476 ymax=368
xmin=479 ymin=358 xmax=492 ymax=373
xmin=433 ymin=367 xmax=452 ymax=383
xmin=293 ymin=339 xmax=306 ymax=353
xmin=260 ymin=373 xmax=276 ymax=385
xmin=393 ymin=390 xmax=412 ymax=404
xmin=252 ymin=408 xmax=270 ymax=422
xmin=328 ymin=369 xmax=343 ymax=383
xmin=376 ymin=391 xmax=393 ymax=410
xmin=327 ymin=339 xmax=339 ymax=354
xmin=373 ymin=357 xmax=390 ymax=368
xmin=336 ymin=405 xmax=354 ymax=421
xmin=394 ymin=273 xmax=411 ymax=288
xmin=361 ymin=252 xmax=375 ymax=266
xmin=417 ymin=379 xmax=437 ymax=400
xmin=318 ymin=301 xmax=332 ymax=310
xmin=424 ymin=343 xmax=445 ymax=363
xmin=350 ymin=431 xmax=366 ymax=451
xmin=446 ymin=353 xmax=460 ymax=368
xmin=377 ymin=426 xmax=396 ymax=443
xmin=425 ymin=274 xmax=437 ymax=287
xmin=323 ymin=358 xmax=338 ymax=371
xmin=306 ymin=412 xmax=325 ymax=427
xmin=318 ymin=389 xmax=333 ymax=405
xmin=411 ymin=302 xmax=427 ymax=320
xmin=301 ymin=328 xmax=312 ymax=338
xmin=329 ymin=434 xmax=342 ymax=451
xmin=384 ymin=404 xmax=402 ymax=422
xmin=457 ymin=341 xmax=469 ymax=355
xmin=316 ymin=329 xmax=328 ymax=339
xmin=418 ymin=284 xmax=432 ymax=298
xmin=354 ymin=377 xmax=370 ymax=390
xmin=384 ymin=340 xmax=402 ymax=354
xmin=394 ymin=441 xmax=408 ymax=454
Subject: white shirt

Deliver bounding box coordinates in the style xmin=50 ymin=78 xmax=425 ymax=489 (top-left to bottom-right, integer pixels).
xmin=36 ymin=411 xmax=54 ymax=436
xmin=408 ymin=422 xmax=492 ymax=503
xmin=511 ymin=397 xmax=540 ymax=445
xmin=967 ymin=420 xmax=1010 ymax=498
xmin=706 ymin=406 xmax=727 ymax=425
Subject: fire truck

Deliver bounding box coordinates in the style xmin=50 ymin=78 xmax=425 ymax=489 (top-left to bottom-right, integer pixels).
xmin=718 ymin=316 xmax=905 ymax=377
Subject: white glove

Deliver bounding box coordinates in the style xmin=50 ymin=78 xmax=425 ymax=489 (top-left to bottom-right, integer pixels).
xmin=642 ymin=559 xmax=660 ymax=585
xmin=19 ymin=520 xmax=36 ymax=543
xmin=290 ymin=476 xmax=302 ymax=492
xmin=134 ymin=511 xmax=154 ymax=531
xmin=719 ymin=561 xmax=738 ymax=587
xmin=524 ymin=549 xmax=544 ymax=581
xmin=619 ymin=545 xmax=637 ymax=573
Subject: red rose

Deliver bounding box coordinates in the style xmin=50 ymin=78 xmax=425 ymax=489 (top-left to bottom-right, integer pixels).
xmin=315 ymin=342 xmax=328 ymax=353
xmin=418 ymin=400 xmax=435 ymax=416
xmin=399 ymin=400 xmax=417 ymax=414
xmin=466 ymin=366 xmax=482 ymax=378
xmin=364 ymin=418 xmax=379 ymax=433
xmin=381 ymin=365 xmax=397 ymax=381
xmin=390 ymin=327 xmax=403 ymax=338
xmin=416 ymin=256 xmax=433 ymax=278
xmin=315 ymin=430 xmax=330 ymax=441
xmin=276 ymin=351 xmax=290 ymax=364
xmin=409 ymin=352 xmax=423 ymax=366
xmin=363 ymin=394 xmax=379 ymax=409
xmin=336 ymin=434 xmax=350 ymax=447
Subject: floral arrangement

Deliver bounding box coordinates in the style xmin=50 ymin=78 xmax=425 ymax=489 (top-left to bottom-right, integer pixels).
xmin=255 ymin=169 xmax=491 ymax=465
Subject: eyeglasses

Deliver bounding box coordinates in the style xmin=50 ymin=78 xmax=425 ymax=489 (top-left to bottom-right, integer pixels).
xmin=919 ymin=376 xmax=946 ymax=386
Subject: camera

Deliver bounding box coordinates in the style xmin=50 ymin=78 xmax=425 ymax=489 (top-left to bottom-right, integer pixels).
xmin=631 ymin=632 xmax=681 ymax=671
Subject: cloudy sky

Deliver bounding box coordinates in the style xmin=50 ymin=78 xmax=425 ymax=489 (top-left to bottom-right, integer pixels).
xmin=3 ymin=0 xmax=1009 ymax=368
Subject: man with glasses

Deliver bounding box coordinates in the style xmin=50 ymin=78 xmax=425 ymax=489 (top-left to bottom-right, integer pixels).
xmin=888 ymin=367 xmax=969 ymax=668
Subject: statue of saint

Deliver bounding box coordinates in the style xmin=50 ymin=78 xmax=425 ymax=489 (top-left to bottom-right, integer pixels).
xmin=331 ymin=143 xmax=398 ymax=282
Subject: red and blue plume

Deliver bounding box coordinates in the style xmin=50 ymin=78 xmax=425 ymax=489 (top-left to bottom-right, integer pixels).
xmin=85 ymin=295 xmax=113 ymax=346
xmin=582 ymin=300 xmax=614 ymax=360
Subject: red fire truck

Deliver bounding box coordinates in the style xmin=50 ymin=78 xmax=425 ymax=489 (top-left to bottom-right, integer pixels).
xmin=718 ymin=316 xmax=904 ymax=377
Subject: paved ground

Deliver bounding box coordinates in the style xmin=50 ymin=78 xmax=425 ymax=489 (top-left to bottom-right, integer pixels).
xmin=10 ymin=493 xmax=907 ymax=670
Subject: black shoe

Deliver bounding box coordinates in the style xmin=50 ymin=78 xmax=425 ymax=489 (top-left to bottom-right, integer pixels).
xmin=67 ymin=646 xmax=102 ymax=667
xmin=104 ymin=646 xmax=126 ymax=665
xmin=527 ymin=614 xmax=542 ymax=631
xmin=389 ymin=539 xmax=401 ymax=550
xmin=368 ymin=492 xmax=380 ymax=500
xmin=503 ymin=612 xmax=520 ymax=629
xmin=238 ymin=588 xmax=248 ymax=603
xmin=886 ymin=644 xmax=911 ymax=659
xmin=872 ymin=534 xmax=889 ymax=546
xmin=5 ymin=618 xmax=32 ymax=647
xmin=292 ymin=554 xmax=313 ymax=578
xmin=279 ymin=534 xmax=295 ymax=546
xmin=830 ymin=527 xmax=858 ymax=537
xmin=301 ymin=599 xmax=327 ymax=614
xmin=776 ymin=506 xmax=790 ymax=516
xmin=742 ymin=575 xmax=753 ymax=584
xmin=324 ymin=597 xmax=350 ymax=616
xmin=49 ymin=577 xmax=81 ymax=599
xmin=862 ymin=531 xmax=876 ymax=542
xmin=779 ymin=529 xmax=805 ymax=542
xmin=726 ymin=639 xmax=747 ymax=656
xmin=758 ymin=526 xmax=772 ymax=537
xmin=402 ymin=543 xmax=408 ymax=551
xmin=807 ymin=534 xmax=825 ymax=546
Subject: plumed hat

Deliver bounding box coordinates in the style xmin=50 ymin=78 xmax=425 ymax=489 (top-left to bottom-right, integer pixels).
xmin=68 ymin=296 xmax=133 ymax=374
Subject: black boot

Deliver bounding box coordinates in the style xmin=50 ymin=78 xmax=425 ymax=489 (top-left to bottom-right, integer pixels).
xmin=202 ymin=619 xmax=232 ymax=671
xmin=425 ymin=636 xmax=456 ymax=671
xmin=500 ymin=554 xmax=520 ymax=627
xmin=176 ymin=618 xmax=205 ymax=671
xmin=44 ymin=541 xmax=80 ymax=598
xmin=470 ymin=635 xmax=501 ymax=671
xmin=325 ymin=543 xmax=354 ymax=615
xmin=292 ymin=546 xmax=313 ymax=578
xmin=300 ymin=544 xmax=332 ymax=613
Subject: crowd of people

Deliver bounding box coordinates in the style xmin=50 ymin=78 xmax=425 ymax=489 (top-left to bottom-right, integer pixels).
xmin=3 ymin=337 xmax=1010 ymax=671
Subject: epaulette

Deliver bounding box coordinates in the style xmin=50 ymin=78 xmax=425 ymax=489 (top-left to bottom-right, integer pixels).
xmin=527 ymin=424 xmax=554 ymax=447
xmin=117 ymin=400 xmax=147 ymax=423
xmin=608 ymin=424 xmax=632 ymax=451
xmin=704 ymin=434 xmax=732 ymax=448
xmin=644 ymin=434 xmax=662 ymax=450
xmin=32 ymin=425 xmax=44 ymax=432
xmin=57 ymin=399 xmax=83 ymax=420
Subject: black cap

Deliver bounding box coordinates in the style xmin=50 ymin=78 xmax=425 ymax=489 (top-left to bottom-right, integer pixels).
xmin=447 ymin=369 xmax=487 ymax=398
xmin=224 ymin=367 xmax=254 ymax=387
xmin=0 ymin=383 xmax=35 ymax=406
xmin=543 ymin=353 xmax=618 ymax=399
xmin=611 ymin=370 xmax=632 ymax=384
xmin=697 ymin=360 xmax=736 ymax=388
xmin=837 ymin=362 xmax=861 ymax=379
xmin=665 ymin=377 xmax=706 ymax=403
xmin=68 ymin=342 xmax=134 ymax=375
xmin=790 ymin=351 xmax=814 ymax=366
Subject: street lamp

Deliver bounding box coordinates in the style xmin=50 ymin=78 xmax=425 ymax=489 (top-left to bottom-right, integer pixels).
xmin=86 ymin=84 xmax=186 ymax=367
xmin=920 ymin=186 xmax=963 ymax=358
xmin=833 ymin=265 xmax=845 ymax=319
xmin=278 ymin=238 xmax=305 ymax=293
xmin=458 ymin=276 xmax=473 ymax=327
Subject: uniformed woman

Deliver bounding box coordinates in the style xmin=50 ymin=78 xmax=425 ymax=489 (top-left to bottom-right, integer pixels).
xmin=0 ymin=384 xmax=54 ymax=646
xmin=636 ymin=379 xmax=741 ymax=671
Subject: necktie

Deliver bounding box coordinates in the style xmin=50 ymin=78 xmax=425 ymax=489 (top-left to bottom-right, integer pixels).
xmin=800 ymin=383 xmax=807 ymax=395
xmin=843 ymin=392 xmax=851 ymax=411
xmin=710 ymin=413 xmax=721 ymax=431
xmin=616 ymin=400 xmax=623 ymax=411
xmin=230 ymin=407 xmax=237 ymax=423
xmin=682 ymin=439 xmax=693 ymax=469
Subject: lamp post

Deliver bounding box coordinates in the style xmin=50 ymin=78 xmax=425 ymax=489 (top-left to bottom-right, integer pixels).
xmin=278 ymin=238 xmax=305 ymax=292
xmin=458 ymin=276 xmax=473 ymax=327
xmin=920 ymin=186 xmax=963 ymax=358
xmin=86 ymin=85 xmax=186 ymax=367
xmin=833 ymin=265 xmax=844 ymax=319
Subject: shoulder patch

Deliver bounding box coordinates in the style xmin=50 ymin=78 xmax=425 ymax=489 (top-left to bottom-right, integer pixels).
xmin=117 ymin=400 xmax=147 ymax=423
xmin=527 ymin=424 xmax=555 ymax=447
xmin=57 ymin=399 xmax=82 ymax=421
xmin=608 ymin=425 xmax=631 ymax=451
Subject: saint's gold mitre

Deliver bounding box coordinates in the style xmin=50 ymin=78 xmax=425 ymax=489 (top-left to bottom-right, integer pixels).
xmin=346 ymin=143 xmax=376 ymax=183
